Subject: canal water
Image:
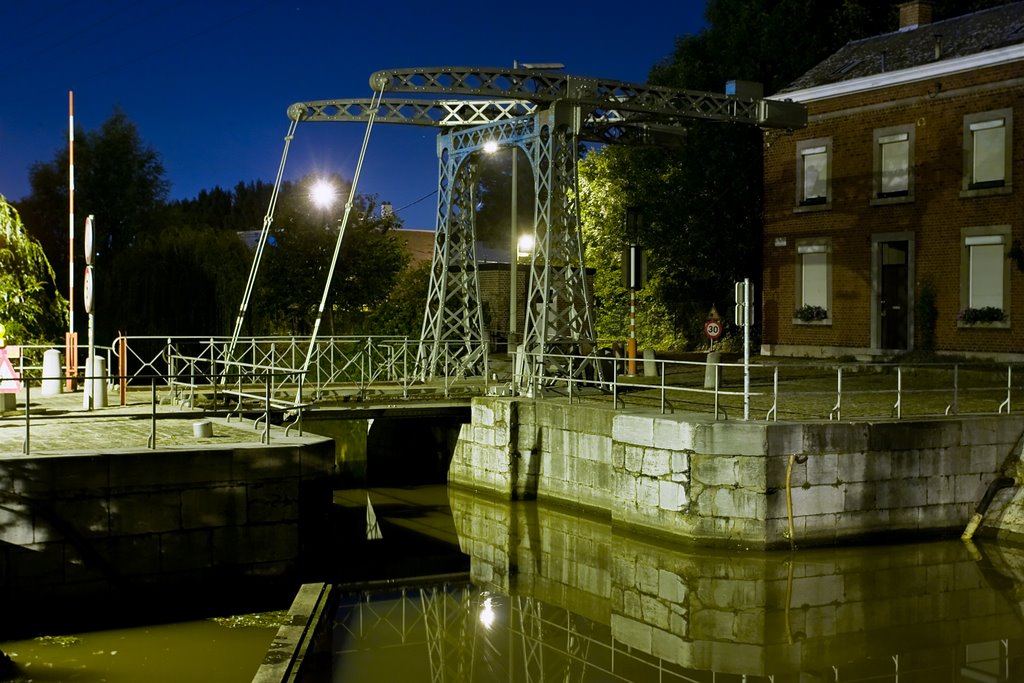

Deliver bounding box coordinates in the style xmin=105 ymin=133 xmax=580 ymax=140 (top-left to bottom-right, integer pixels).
xmin=0 ymin=614 xmax=281 ymax=682
xmin=324 ymin=485 xmax=1024 ymax=682
xmin=5 ymin=484 xmax=1024 ymax=681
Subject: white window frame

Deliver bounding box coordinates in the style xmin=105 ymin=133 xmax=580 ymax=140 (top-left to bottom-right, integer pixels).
xmin=793 ymin=237 xmax=832 ymax=325
xmin=959 ymin=225 xmax=1011 ymax=328
xmin=872 ymin=124 xmax=914 ymax=205
xmin=795 ymin=138 xmax=832 ymax=212
xmin=962 ymin=109 xmax=1013 ymax=197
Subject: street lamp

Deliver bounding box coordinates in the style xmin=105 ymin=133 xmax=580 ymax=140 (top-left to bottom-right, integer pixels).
xmin=517 ymin=234 xmax=534 ymax=259
xmin=309 ymin=178 xmax=337 ymax=211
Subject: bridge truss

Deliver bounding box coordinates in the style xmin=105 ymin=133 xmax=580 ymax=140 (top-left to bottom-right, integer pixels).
xmin=235 ymin=67 xmax=805 ymax=394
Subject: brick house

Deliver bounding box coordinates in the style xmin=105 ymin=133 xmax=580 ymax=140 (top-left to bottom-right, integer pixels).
xmin=761 ymin=1 xmax=1024 ymax=360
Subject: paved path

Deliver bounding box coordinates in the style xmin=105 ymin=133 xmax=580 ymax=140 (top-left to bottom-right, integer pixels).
xmin=0 ymin=387 xmax=303 ymax=457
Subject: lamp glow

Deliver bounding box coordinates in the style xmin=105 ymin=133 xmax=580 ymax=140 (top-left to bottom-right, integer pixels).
xmin=517 ymin=234 xmax=535 ymax=258
xmin=483 ymin=139 xmax=500 ymax=154
xmin=309 ymin=179 xmax=337 ymax=210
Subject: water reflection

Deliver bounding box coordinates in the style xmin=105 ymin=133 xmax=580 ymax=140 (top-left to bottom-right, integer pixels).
xmin=330 ymin=486 xmax=1024 ymax=681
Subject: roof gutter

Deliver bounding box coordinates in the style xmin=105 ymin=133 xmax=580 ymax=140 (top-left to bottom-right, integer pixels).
xmin=779 ymin=43 xmax=1024 ymax=103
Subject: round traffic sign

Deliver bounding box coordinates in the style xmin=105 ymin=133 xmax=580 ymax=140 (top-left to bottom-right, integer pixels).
xmin=84 ymin=266 xmax=94 ymax=314
xmin=704 ymin=319 xmax=723 ymax=341
xmin=84 ymin=215 xmax=94 ymax=265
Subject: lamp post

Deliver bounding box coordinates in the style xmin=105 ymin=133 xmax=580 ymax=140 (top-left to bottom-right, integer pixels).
xmin=509 ymin=145 xmax=519 ymax=353
xmin=482 ymin=140 xmax=522 ymax=353
xmin=506 ymin=62 xmax=563 ymax=355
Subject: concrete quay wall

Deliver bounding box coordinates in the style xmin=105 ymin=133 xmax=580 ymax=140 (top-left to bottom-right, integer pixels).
xmin=0 ymin=438 xmax=335 ymax=605
xmin=449 ymin=397 xmax=1024 ymax=548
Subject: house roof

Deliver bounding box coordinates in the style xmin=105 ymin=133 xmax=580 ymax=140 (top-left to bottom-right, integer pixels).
xmin=781 ymin=1 xmax=1024 ymax=93
xmin=396 ymin=229 xmax=434 ymax=265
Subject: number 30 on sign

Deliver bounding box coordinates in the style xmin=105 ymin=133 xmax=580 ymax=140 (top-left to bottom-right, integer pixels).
xmin=704 ymin=319 xmax=722 ymax=341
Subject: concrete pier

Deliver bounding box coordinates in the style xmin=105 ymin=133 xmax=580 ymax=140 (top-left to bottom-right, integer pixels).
xmin=0 ymin=422 xmax=335 ymax=615
xmin=449 ymin=396 xmax=1024 ymax=548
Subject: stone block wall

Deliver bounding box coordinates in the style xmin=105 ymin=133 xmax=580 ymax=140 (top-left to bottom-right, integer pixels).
xmin=0 ymin=436 xmax=335 ymax=605
xmin=449 ymin=396 xmax=1024 ymax=548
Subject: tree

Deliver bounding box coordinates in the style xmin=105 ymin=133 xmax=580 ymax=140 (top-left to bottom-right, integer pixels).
xmin=360 ymin=260 xmax=431 ymax=337
xmin=17 ymin=108 xmax=171 ymax=342
xmin=252 ymin=176 xmax=410 ymax=336
xmin=579 ymin=0 xmax=1010 ymax=348
xmin=0 ymin=196 xmax=66 ymax=344
xmin=20 ymin=107 xmax=169 ymax=266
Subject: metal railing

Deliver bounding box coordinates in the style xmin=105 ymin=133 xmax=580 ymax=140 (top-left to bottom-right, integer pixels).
xmin=6 ymin=367 xmax=307 ymax=456
xmin=518 ymin=350 xmax=1024 ymax=421
xmin=10 ymin=335 xmax=1024 ymax=423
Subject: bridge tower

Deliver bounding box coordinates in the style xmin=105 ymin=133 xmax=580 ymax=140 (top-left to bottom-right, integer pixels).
xmin=233 ymin=68 xmax=806 ymax=393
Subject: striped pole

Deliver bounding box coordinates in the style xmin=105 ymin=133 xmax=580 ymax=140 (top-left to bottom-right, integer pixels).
xmin=68 ymin=90 xmax=74 ymax=335
xmin=66 ymin=90 xmax=77 ymax=391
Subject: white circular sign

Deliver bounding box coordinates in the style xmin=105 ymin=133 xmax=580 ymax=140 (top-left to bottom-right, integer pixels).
xmin=84 ymin=215 xmax=94 ymax=265
xmin=84 ymin=265 xmax=94 ymax=314
xmin=704 ymin=319 xmax=723 ymax=341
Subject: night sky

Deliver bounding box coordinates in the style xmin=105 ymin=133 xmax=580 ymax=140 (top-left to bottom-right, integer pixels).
xmin=1 ymin=1 xmax=708 ymax=230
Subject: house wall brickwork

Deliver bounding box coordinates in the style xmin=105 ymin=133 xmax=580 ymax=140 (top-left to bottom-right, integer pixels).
xmin=763 ymin=60 xmax=1024 ymax=359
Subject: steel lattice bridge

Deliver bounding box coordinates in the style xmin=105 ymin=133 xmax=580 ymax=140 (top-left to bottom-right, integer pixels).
xmin=228 ymin=67 xmax=806 ymax=401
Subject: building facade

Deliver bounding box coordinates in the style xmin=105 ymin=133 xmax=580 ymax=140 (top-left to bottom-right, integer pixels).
xmin=761 ymin=1 xmax=1024 ymax=359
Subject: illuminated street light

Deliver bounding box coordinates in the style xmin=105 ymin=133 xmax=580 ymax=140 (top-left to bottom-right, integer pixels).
xmin=482 ymin=139 xmax=500 ymax=154
xmin=517 ymin=233 xmax=534 ymax=259
xmin=309 ymin=178 xmax=337 ymax=210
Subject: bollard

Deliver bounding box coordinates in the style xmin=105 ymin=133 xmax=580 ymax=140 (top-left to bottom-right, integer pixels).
xmin=83 ymin=356 xmax=108 ymax=409
xmin=704 ymin=351 xmax=721 ymax=390
xmin=42 ymin=349 xmax=63 ymax=396
xmin=193 ymin=420 xmax=213 ymax=438
xmin=643 ymin=348 xmax=657 ymax=377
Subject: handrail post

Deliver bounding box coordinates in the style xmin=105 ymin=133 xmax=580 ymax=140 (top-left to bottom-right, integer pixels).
xmin=23 ymin=376 xmax=31 ymax=455
xmin=402 ymin=342 xmax=409 ymax=400
xmin=714 ymin=362 xmax=721 ymax=420
xmin=660 ymin=359 xmax=666 ymax=415
xmin=119 ymin=336 xmax=128 ymax=406
xmin=612 ymin=353 xmax=618 ymax=409
xmin=149 ymin=379 xmax=157 ymax=449
xmin=568 ymin=355 xmax=574 ymax=404
xmin=766 ymin=366 xmax=779 ymax=421
xmin=830 ymin=367 xmax=843 ymax=421
xmin=894 ymin=367 xmax=902 ymax=419
xmin=1000 ymin=365 xmax=1012 ymax=414
xmin=263 ymin=375 xmax=272 ymax=444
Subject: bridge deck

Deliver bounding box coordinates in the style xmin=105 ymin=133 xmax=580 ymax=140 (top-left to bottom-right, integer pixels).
xmin=0 ymin=381 xmax=476 ymax=457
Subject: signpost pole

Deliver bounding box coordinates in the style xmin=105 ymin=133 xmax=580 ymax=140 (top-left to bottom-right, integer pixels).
xmin=734 ymin=279 xmax=753 ymax=421
xmin=84 ymin=215 xmax=95 ymax=410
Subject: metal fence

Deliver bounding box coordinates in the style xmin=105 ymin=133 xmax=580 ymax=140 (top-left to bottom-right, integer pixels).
xmin=521 ymin=350 xmax=1024 ymax=421
xmin=10 ymin=336 xmax=1024 ymax=421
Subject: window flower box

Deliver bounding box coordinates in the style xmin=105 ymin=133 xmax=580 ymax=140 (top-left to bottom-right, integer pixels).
xmin=794 ymin=304 xmax=829 ymax=323
xmin=957 ymin=306 xmax=1008 ymax=328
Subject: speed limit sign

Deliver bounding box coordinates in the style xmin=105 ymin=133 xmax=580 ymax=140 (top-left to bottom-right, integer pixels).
xmin=704 ymin=319 xmax=723 ymax=341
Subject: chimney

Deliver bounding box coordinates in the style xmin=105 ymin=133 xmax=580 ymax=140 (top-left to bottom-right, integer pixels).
xmin=899 ymin=1 xmax=933 ymax=31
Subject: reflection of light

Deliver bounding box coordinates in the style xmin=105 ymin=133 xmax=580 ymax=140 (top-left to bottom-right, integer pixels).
xmin=479 ymin=596 xmax=496 ymax=628
xmin=309 ymin=179 xmax=337 ymax=209
xmin=517 ymin=234 xmax=535 ymax=258
xmin=483 ymin=139 xmax=500 ymax=154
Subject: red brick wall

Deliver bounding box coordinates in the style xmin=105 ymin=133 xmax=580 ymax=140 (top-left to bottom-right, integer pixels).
xmin=763 ymin=61 xmax=1024 ymax=357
